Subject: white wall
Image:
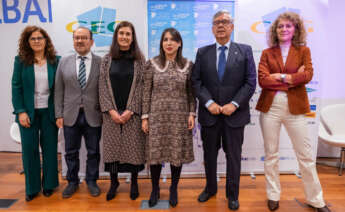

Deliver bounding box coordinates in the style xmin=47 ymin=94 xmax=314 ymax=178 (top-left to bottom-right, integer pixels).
xmin=1 ymin=0 xmax=344 ymax=159
xmin=317 ymin=0 xmax=345 ymax=157
xmin=0 ymin=0 xmax=148 ymax=151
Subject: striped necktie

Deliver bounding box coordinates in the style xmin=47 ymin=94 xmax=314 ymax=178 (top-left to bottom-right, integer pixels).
xmin=218 ymin=46 xmax=227 ymax=81
xmin=78 ymin=56 xmax=87 ymax=89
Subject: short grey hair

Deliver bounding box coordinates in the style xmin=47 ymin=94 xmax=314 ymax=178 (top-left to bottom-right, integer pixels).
xmin=212 ymin=10 xmax=234 ymax=24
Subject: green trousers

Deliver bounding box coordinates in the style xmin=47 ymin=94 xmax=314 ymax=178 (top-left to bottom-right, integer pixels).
xmin=19 ymin=108 xmax=59 ymax=195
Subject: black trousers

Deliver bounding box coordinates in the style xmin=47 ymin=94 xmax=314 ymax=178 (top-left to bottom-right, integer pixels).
xmin=64 ymin=109 xmax=101 ymax=184
xmin=201 ymin=117 xmax=244 ymax=201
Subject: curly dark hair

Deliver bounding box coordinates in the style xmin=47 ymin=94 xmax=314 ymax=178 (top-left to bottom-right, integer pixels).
xmin=268 ymin=12 xmax=307 ymax=47
xmin=18 ymin=25 xmax=57 ymax=65
xmin=158 ymin=28 xmax=187 ymax=69
xmin=109 ymin=21 xmax=144 ymax=61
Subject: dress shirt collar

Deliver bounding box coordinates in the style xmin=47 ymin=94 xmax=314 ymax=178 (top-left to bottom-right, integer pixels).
xmin=216 ymin=40 xmax=231 ymax=50
xmin=76 ymin=51 xmax=92 ymax=60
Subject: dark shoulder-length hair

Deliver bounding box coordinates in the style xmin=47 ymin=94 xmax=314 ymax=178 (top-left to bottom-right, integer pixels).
xmin=18 ymin=25 xmax=57 ymax=65
xmin=109 ymin=21 xmax=144 ymax=61
xmin=268 ymin=12 xmax=307 ymax=47
xmin=158 ymin=28 xmax=186 ymax=69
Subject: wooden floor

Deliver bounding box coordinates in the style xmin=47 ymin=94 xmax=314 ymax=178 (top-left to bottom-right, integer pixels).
xmin=0 ymin=152 xmax=344 ymax=212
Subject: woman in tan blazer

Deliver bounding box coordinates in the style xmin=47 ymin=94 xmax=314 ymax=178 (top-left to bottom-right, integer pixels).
xmin=256 ymin=12 xmax=330 ymax=212
xmin=99 ymin=21 xmax=146 ymax=201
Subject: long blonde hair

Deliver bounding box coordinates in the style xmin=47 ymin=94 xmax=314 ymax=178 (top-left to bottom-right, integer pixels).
xmin=268 ymin=12 xmax=307 ymax=47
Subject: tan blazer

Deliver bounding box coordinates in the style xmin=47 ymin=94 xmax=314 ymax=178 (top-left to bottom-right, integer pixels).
xmin=256 ymin=45 xmax=313 ymax=115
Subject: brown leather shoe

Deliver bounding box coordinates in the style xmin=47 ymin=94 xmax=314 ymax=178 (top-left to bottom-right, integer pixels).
xmin=267 ymin=200 xmax=279 ymax=211
xmin=316 ymin=206 xmax=331 ymax=212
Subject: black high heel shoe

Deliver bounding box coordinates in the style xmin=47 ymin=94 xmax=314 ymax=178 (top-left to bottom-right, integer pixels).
xmin=169 ymin=187 xmax=178 ymax=207
xmin=106 ymin=181 xmax=119 ymax=201
xmin=43 ymin=189 xmax=54 ymax=197
xmin=25 ymin=192 xmax=38 ymax=202
xmin=148 ymin=188 xmax=160 ymax=207
xmin=130 ymin=182 xmax=139 ymax=200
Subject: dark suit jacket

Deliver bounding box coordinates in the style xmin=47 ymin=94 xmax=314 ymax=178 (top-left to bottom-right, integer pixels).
xmin=11 ymin=56 xmax=60 ymax=124
xmin=256 ymin=45 xmax=313 ymax=114
xmin=191 ymin=42 xmax=256 ymax=127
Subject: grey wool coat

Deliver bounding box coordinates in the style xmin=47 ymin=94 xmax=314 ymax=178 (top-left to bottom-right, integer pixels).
xmin=99 ymin=55 xmax=146 ymax=165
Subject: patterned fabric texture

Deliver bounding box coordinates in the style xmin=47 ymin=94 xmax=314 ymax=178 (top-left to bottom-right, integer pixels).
xmin=99 ymin=55 xmax=146 ymax=165
xmin=142 ymin=57 xmax=196 ymax=166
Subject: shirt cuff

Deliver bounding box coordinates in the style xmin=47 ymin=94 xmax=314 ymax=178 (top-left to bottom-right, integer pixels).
xmin=205 ymin=99 xmax=215 ymax=108
xmin=189 ymin=112 xmax=196 ymax=117
xmin=141 ymin=114 xmax=149 ymax=119
xmin=231 ymin=101 xmax=239 ymax=108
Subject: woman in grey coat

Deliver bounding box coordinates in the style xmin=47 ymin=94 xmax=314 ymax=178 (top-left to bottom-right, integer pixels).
xmin=99 ymin=21 xmax=146 ymax=201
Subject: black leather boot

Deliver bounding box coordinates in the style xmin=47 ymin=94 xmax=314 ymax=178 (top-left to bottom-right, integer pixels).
xmin=148 ymin=164 xmax=162 ymax=207
xmin=130 ymin=172 xmax=139 ymax=200
xmin=106 ymin=172 xmax=119 ymax=201
xmin=169 ymin=165 xmax=182 ymax=207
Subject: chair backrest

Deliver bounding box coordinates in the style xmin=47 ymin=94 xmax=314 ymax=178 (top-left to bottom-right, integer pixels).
xmin=320 ymin=104 xmax=345 ymax=135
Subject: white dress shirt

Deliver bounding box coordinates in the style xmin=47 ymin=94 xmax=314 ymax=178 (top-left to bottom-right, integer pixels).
xmin=205 ymin=40 xmax=239 ymax=108
xmin=280 ymin=43 xmax=290 ymax=65
xmin=34 ymin=63 xmax=50 ymax=109
xmin=216 ymin=40 xmax=231 ymax=71
xmin=76 ymin=51 xmax=92 ymax=83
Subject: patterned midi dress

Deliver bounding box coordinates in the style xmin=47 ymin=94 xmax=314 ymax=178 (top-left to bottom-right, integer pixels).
xmin=142 ymin=57 xmax=196 ymax=167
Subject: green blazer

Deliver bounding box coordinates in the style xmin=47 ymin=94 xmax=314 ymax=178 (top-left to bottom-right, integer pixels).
xmin=11 ymin=56 xmax=61 ymax=124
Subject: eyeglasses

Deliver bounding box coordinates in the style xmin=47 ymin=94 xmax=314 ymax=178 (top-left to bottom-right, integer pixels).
xmin=213 ymin=19 xmax=231 ymax=26
xmin=29 ymin=36 xmax=45 ymax=42
xmin=73 ymin=36 xmax=90 ymax=41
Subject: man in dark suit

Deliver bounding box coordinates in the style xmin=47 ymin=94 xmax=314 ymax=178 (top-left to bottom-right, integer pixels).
xmin=191 ymin=11 xmax=256 ymax=210
xmin=55 ymin=27 xmax=102 ymax=198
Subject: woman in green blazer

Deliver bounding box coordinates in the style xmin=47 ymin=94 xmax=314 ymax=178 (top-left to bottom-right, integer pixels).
xmin=11 ymin=26 xmax=60 ymax=201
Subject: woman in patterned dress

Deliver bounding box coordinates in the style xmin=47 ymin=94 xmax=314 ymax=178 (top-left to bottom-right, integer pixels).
xmin=142 ymin=28 xmax=196 ymax=208
xmin=99 ymin=21 xmax=146 ymax=201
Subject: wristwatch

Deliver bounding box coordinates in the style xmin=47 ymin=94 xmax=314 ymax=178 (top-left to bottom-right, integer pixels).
xmin=280 ymin=74 xmax=286 ymax=82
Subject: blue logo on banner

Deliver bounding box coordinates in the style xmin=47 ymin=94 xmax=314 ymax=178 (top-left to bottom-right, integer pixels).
xmin=241 ymin=157 xmax=256 ymax=161
xmin=76 ymin=6 xmax=116 ymax=47
xmin=0 ymin=0 xmax=53 ymax=24
xmin=262 ymin=7 xmax=301 ymax=30
xmin=310 ymin=104 xmax=317 ymax=111
xmin=148 ymin=0 xmax=235 ymax=61
xmin=306 ymin=87 xmax=317 ymax=92
xmin=261 ymin=156 xmax=295 ymax=161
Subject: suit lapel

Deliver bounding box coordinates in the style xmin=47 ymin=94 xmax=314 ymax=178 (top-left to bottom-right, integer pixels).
xmin=209 ymin=44 xmax=220 ymax=83
xmin=227 ymin=42 xmax=237 ymax=66
xmin=104 ymin=55 xmax=118 ymax=111
xmin=222 ymin=42 xmax=238 ymax=83
xmin=284 ymin=45 xmax=297 ymax=71
xmin=126 ymin=61 xmax=138 ymax=109
xmin=85 ymin=53 xmax=97 ymax=89
xmin=47 ymin=62 xmax=54 ymax=89
xmin=27 ymin=65 xmax=35 ymax=91
xmin=272 ymin=46 xmax=284 ymax=72
xmin=70 ymin=54 xmax=78 ymax=85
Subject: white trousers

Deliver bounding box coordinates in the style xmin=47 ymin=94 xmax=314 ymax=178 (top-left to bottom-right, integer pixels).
xmin=259 ymin=92 xmax=325 ymax=208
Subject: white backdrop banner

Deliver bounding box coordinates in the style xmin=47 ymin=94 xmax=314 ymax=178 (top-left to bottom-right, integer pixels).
xmin=0 ymin=0 xmax=329 ymax=178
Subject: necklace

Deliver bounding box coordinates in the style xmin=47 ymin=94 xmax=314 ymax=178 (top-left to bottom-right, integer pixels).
xmin=35 ymin=57 xmax=46 ymax=65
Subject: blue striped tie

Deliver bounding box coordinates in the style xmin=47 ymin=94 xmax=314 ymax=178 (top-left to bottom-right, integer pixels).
xmin=218 ymin=46 xmax=227 ymax=80
xmin=78 ymin=56 xmax=86 ymax=89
